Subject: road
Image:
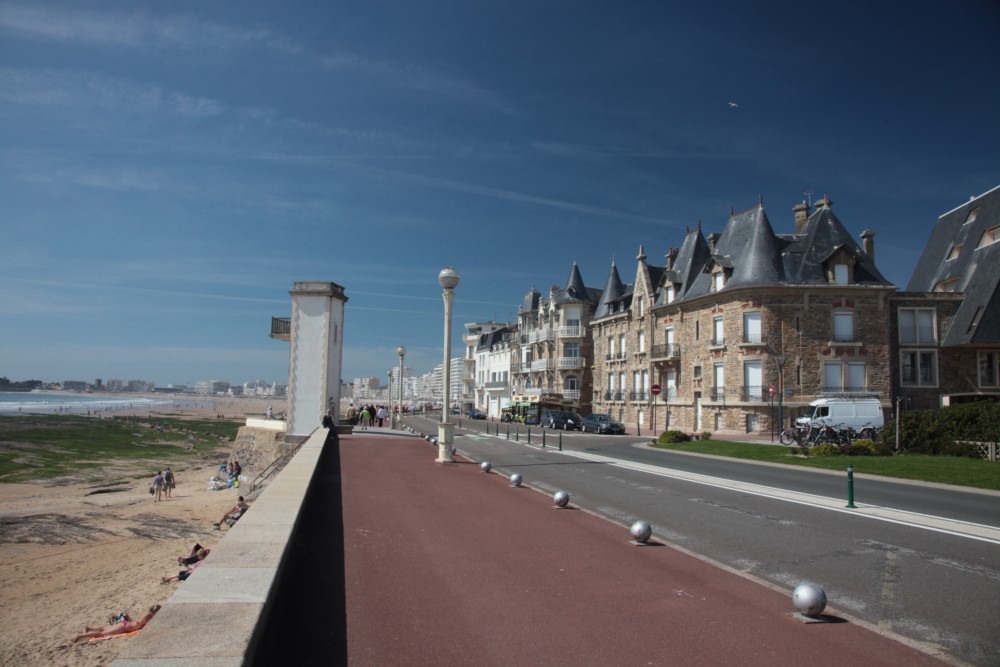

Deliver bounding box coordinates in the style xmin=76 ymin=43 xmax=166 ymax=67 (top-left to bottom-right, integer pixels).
xmin=403 ymin=415 xmax=1000 ymax=667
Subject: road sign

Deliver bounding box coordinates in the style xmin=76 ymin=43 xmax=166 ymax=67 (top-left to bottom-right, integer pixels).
xmin=651 ymin=384 xmax=661 ymax=395
xmin=769 ymin=384 xmax=774 ymax=397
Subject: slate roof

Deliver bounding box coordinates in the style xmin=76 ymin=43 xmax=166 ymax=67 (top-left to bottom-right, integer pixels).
xmin=781 ymin=202 xmax=889 ymax=285
xmin=593 ymin=260 xmax=628 ymax=320
xmin=476 ymin=326 xmax=512 ymax=352
xmin=519 ymin=285 xmax=541 ymax=314
xmin=906 ymin=184 xmax=1000 ymax=346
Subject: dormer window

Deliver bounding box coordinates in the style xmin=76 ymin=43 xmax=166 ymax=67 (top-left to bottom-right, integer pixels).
xmin=833 ymin=263 xmax=849 ymax=285
xmin=713 ymin=271 xmax=725 ymax=291
xmin=934 ymin=277 xmax=960 ymax=293
xmin=978 ymin=224 xmax=1000 ymax=249
xmin=964 ymin=207 xmax=981 ymax=225
xmin=666 ymin=285 xmax=676 ymax=303
xmin=947 ymin=244 xmax=962 ymax=260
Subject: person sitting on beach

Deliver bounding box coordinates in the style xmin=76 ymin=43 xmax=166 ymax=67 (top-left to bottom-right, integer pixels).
xmin=73 ymin=605 xmax=162 ymax=642
xmin=213 ymin=496 xmax=248 ymax=529
xmin=177 ymin=544 xmax=210 ymax=566
xmin=162 ymin=560 xmax=203 ymax=584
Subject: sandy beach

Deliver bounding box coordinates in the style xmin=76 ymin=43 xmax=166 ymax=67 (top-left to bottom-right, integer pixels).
xmin=0 ymin=398 xmax=284 ymax=667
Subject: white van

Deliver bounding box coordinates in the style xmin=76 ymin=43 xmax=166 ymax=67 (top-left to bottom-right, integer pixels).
xmin=796 ymin=397 xmax=884 ymax=430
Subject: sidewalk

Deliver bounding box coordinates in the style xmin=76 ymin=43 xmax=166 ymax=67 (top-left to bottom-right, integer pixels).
xmin=333 ymin=432 xmax=947 ymax=666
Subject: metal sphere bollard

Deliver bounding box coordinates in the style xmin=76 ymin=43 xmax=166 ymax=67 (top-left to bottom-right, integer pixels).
xmin=553 ymin=491 xmax=569 ymax=507
xmin=510 ymin=473 xmax=523 ymax=487
xmin=481 ymin=461 xmax=492 ymax=473
xmin=431 ymin=437 xmax=438 ymax=446
xmin=792 ymin=583 xmax=827 ymax=617
xmin=630 ymin=520 xmax=652 ymax=543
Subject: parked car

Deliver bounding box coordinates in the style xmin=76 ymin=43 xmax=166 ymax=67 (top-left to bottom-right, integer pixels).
xmin=581 ymin=413 xmax=625 ymax=434
xmin=541 ymin=410 xmax=583 ymax=430
xmin=466 ymin=409 xmax=487 ymax=420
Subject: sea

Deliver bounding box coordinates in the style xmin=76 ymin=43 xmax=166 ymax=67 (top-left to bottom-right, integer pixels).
xmin=0 ymin=391 xmax=213 ymax=415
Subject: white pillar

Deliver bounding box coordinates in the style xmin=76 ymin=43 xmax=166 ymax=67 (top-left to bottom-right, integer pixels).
xmin=437 ymin=268 xmax=459 ymax=462
xmin=286 ymin=282 xmax=347 ymax=439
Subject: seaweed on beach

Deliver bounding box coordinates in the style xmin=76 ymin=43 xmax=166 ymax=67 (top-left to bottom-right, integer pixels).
xmin=125 ymin=513 xmax=204 ymax=541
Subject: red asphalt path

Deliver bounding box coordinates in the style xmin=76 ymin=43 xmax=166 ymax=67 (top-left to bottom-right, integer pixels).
xmin=341 ymin=433 xmax=948 ymax=666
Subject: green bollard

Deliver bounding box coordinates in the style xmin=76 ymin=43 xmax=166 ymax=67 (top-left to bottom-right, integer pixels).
xmin=542 ymin=431 xmax=546 ymax=448
xmin=846 ymin=464 xmax=857 ymax=508
xmin=515 ymin=427 xmax=519 ymax=442
xmin=527 ymin=428 xmax=531 ymax=444
xmin=559 ymin=432 xmax=563 ymax=451
xmin=506 ymin=424 xmax=510 ymax=439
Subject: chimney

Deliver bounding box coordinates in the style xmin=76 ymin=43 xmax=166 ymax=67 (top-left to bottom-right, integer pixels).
xmin=815 ymin=194 xmax=833 ymax=209
xmin=708 ymin=232 xmax=721 ymax=253
xmin=860 ymin=229 xmax=875 ymax=262
xmin=793 ymin=201 xmax=810 ymax=234
xmin=666 ymin=247 xmax=678 ymax=271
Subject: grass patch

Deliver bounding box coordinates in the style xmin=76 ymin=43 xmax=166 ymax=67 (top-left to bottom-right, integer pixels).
xmin=650 ymin=440 xmax=1000 ymax=491
xmin=0 ymin=415 xmax=242 ymax=483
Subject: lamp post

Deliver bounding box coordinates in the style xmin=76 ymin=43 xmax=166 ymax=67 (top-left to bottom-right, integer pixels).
xmin=387 ymin=370 xmax=394 ymax=429
xmin=397 ymin=346 xmax=406 ymax=429
xmin=437 ymin=267 xmax=460 ymax=462
xmin=773 ymin=354 xmax=788 ymax=435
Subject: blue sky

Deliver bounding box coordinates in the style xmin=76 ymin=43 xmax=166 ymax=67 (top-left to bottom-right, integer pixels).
xmin=2 ymin=1 xmax=998 ymax=387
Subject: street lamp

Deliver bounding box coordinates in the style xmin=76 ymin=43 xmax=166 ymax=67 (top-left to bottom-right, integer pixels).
xmin=437 ymin=267 xmax=460 ymax=462
xmin=397 ymin=346 xmax=406 ymax=429
xmin=387 ymin=370 xmax=393 ymax=428
xmin=773 ymin=354 xmax=788 ymax=436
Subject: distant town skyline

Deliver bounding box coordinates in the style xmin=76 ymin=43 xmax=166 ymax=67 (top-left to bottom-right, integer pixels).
xmin=2 ymin=2 xmax=998 ymax=384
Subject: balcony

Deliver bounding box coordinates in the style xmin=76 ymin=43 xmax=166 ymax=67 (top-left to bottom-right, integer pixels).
xmin=531 ymin=330 xmax=555 ymax=343
xmin=484 ymin=381 xmax=507 ymax=390
xmin=709 ymin=387 xmax=726 ymax=401
xmin=629 ymin=391 xmax=648 ymax=401
xmin=650 ymin=343 xmax=680 ymax=360
xmin=831 ymin=333 xmax=860 ymax=344
xmin=530 ymin=359 xmax=555 ymax=371
xmin=557 ymin=356 xmax=585 ymax=369
xmin=559 ymin=326 xmax=582 ymax=338
xmin=562 ymin=389 xmax=581 ymax=400
xmin=740 ymin=334 xmax=767 ymax=346
xmin=270 ymin=317 xmax=291 ymax=341
xmin=603 ymin=391 xmax=624 ymax=401
xmin=740 ymin=385 xmax=766 ymax=402
xmin=709 ymin=337 xmax=726 ymax=348
xmin=518 ymin=363 xmax=532 ymax=373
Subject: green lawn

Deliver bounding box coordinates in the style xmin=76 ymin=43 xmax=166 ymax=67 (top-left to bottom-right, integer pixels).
xmin=650 ymin=440 xmax=1000 ymax=491
xmin=0 ymin=415 xmax=242 ymax=483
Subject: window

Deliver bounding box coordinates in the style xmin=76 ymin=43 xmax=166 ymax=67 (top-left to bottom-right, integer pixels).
xmin=637 ymin=297 xmax=645 ymax=317
xmin=978 ymin=224 xmax=1000 ymax=249
xmin=822 ymin=361 xmax=867 ymax=391
xmin=695 ymin=320 xmax=700 ymax=340
xmin=693 ymin=365 xmax=702 ymax=379
xmin=833 ymin=264 xmax=849 ymax=285
xmin=619 ymin=334 xmax=627 ymax=357
xmin=619 ymin=372 xmax=626 ymax=394
xmin=713 ymin=362 xmax=725 ymax=401
xmin=964 ymin=207 xmax=981 ymax=225
xmin=633 ymin=371 xmax=642 ymax=392
xmin=607 ymin=372 xmax=615 ymax=391
xmin=979 ymin=351 xmax=998 ymax=388
xmin=934 ymin=277 xmax=960 ymax=293
xmin=713 ymin=271 xmax=725 ymax=291
xmin=609 ymin=336 xmax=616 ymax=358
xmin=833 ymin=311 xmax=854 ymax=343
xmin=665 ymin=368 xmax=677 ymax=398
xmin=743 ymin=312 xmax=761 ymax=343
xmin=744 ymin=361 xmax=762 ymax=400
xmin=564 ymin=376 xmax=579 ymax=391
xmin=898 ymin=308 xmax=936 ymax=344
xmin=901 ymin=350 xmax=937 ymax=387
xmin=947 ymin=244 xmax=963 ymax=260
xmin=712 ymin=316 xmax=725 ymax=346
xmin=564 ymin=342 xmax=580 ymax=358
xmin=638 ymin=330 xmax=646 ymax=352
xmin=666 ymin=285 xmax=676 ymax=303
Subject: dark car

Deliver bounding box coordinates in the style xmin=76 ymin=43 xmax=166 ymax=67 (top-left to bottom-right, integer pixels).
xmin=466 ymin=409 xmax=487 ymax=420
xmin=541 ymin=410 xmax=583 ymax=430
xmin=581 ymin=413 xmax=626 ymax=434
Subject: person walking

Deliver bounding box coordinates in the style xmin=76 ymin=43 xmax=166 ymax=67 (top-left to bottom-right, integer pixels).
xmin=359 ymin=406 xmax=371 ymax=430
xmin=376 ymin=405 xmax=387 ymax=428
xmin=152 ymin=470 xmax=165 ymax=502
xmin=164 ymin=468 xmax=176 ymax=498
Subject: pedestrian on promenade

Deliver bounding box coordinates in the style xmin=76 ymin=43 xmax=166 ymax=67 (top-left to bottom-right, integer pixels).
xmin=164 ymin=468 xmax=176 ymax=498
xmin=152 ymin=471 xmax=165 ymax=502
xmin=376 ymin=405 xmax=387 ymax=428
xmin=359 ymin=406 xmax=371 ymax=430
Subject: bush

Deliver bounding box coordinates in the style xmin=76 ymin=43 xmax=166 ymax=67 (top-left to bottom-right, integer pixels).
xmin=701 ymin=431 xmax=712 ymax=441
xmin=810 ymin=444 xmax=840 ymax=457
xmin=851 ymin=439 xmax=881 ymax=456
xmin=841 ymin=443 xmax=874 ymax=456
xmin=887 ymin=399 xmax=1000 ymax=456
xmin=657 ymin=430 xmax=691 ymax=444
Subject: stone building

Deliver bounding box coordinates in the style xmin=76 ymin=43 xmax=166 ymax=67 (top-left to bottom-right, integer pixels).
xmin=889 ymin=185 xmax=1000 ymax=410
xmin=591 ymin=196 xmax=895 ymax=436
xmin=512 ymin=263 xmax=601 ymax=413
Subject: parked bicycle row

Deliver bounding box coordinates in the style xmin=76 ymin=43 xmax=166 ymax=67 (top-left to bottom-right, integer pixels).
xmin=779 ymin=422 xmax=883 ymax=448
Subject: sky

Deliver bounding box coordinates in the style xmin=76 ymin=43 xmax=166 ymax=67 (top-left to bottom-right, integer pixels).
xmin=2 ymin=1 xmax=999 ymax=388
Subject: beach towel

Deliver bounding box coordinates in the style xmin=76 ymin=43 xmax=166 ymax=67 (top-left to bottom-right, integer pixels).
xmin=88 ymin=629 xmax=140 ymax=643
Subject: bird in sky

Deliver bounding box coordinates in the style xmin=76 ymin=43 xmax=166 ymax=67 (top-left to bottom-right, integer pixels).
xmin=728 ymin=101 xmax=739 ymax=108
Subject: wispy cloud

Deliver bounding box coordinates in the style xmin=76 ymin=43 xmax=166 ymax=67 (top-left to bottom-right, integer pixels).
xmin=0 ymin=4 xmax=300 ymax=54
xmin=0 ymin=67 xmax=226 ymax=117
xmin=321 ymin=52 xmax=515 ymax=115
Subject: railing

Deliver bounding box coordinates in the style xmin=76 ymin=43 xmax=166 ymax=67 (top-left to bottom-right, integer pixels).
xmin=741 ymin=333 xmax=767 ymax=345
xmin=557 ymin=356 xmax=585 ymax=369
xmin=250 ymin=441 xmax=303 ymax=495
xmin=519 ymin=363 xmax=532 ymax=373
xmin=270 ymin=317 xmax=291 ymax=337
xmin=562 ymin=389 xmax=581 ymax=400
xmin=559 ymin=326 xmax=582 ymax=338
xmin=629 ymin=391 xmax=648 ymax=401
xmin=650 ymin=343 xmax=680 ymax=359
xmin=531 ymin=330 xmax=555 ymax=343
xmin=740 ymin=385 xmax=766 ymax=402
xmin=484 ymin=381 xmax=506 ymax=389
xmin=710 ymin=337 xmax=726 ymax=347
xmin=710 ymin=387 xmax=726 ymax=401
xmin=822 ymin=385 xmax=869 ymax=393
xmin=832 ymin=333 xmax=857 ymax=343
xmin=530 ymin=359 xmax=555 ymax=371
xmin=603 ymin=391 xmax=624 ymax=401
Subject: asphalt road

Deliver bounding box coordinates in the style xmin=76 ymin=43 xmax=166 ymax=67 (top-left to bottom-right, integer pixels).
xmin=404 ymin=416 xmax=1000 ymax=667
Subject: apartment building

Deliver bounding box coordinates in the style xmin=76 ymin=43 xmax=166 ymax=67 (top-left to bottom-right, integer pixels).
xmin=463 ymin=321 xmax=509 ymax=415
xmin=890 ymin=185 xmax=1000 ymax=410
xmin=472 ymin=324 xmax=515 ymax=418
xmin=591 ymin=196 xmax=895 ymax=436
xmin=511 ymin=263 xmax=600 ymax=413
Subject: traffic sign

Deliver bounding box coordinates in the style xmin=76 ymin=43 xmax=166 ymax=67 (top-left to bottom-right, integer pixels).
xmin=651 ymin=384 xmax=661 ymax=395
